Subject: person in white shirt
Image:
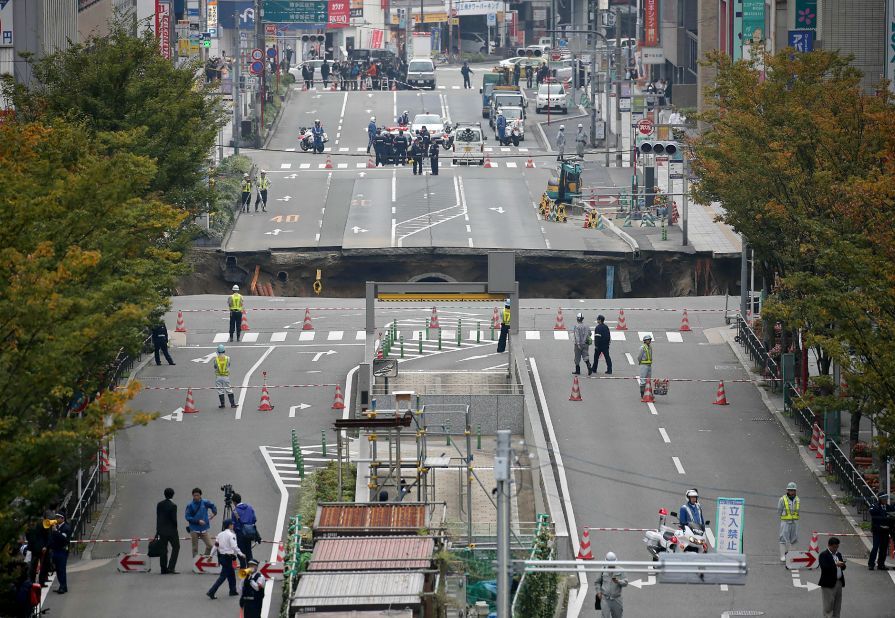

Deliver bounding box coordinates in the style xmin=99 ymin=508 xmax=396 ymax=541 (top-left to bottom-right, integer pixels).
xmin=206 ymin=519 xmax=245 ymax=600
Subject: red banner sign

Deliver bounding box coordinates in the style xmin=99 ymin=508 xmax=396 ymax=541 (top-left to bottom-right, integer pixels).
xmin=156 ymin=1 xmax=171 ymax=59
xmin=644 ymin=0 xmax=659 ymax=47
xmin=370 ymin=28 xmax=383 ymax=49
xmin=328 ymin=0 xmax=349 ymax=28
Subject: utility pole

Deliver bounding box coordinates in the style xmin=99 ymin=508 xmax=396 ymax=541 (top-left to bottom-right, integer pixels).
xmin=232 ymin=8 xmax=241 ymax=156
xmin=495 ymin=430 xmax=512 ymax=618
xmin=681 ymin=146 xmax=688 ymax=246
xmin=740 ymin=238 xmax=749 ymax=320
xmin=254 ymin=0 xmax=264 ymax=148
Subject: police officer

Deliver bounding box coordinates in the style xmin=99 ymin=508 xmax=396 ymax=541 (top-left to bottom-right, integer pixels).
xmin=151 ymin=320 xmax=175 ymax=366
xmin=373 ymin=128 xmax=387 ymax=167
xmin=239 ymin=559 xmax=266 ymax=618
xmin=409 ymin=137 xmax=424 ymax=175
xmin=497 ymin=299 xmax=511 ymax=353
xmin=214 ymin=344 xmax=237 ymax=409
xmin=868 ymin=493 xmax=893 ymax=570
xmin=778 ymin=481 xmax=799 ymax=562
xmin=311 ymin=119 xmax=325 ymax=154
xmin=496 ymin=110 xmax=507 ymax=146
xmin=397 ymin=109 xmax=410 ymax=125
xmin=637 ymin=334 xmax=653 ymax=398
xmin=428 ymin=139 xmax=439 ymax=176
xmin=367 ymin=116 xmax=377 ymax=154
xmin=241 ymin=173 xmax=252 ymax=212
xmin=228 ymin=284 xmax=243 ymax=342
xmin=419 ymin=125 xmax=431 ymax=148
xmin=394 ymin=129 xmax=408 ymax=165
xmin=48 ymin=514 xmax=71 ymax=594
xmin=254 ymin=170 xmax=270 ymax=213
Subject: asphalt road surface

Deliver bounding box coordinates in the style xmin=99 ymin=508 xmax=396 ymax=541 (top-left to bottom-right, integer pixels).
xmin=223 ymin=65 xmax=630 ymax=254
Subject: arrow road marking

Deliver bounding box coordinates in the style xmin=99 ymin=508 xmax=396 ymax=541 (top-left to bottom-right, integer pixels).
xmin=489 ymin=206 xmax=505 ymax=214
xmin=284 ymin=173 xmax=298 ymax=179
xmin=276 ymin=195 xmax=292 ymax=201
xmin=628 ymin=574 xmax=656 ymax=588
xmin=790 ymin=569 xmax=820 ymax=591
xmin=265 ymin=228 xmax=293 ymax=236
xmin=289 ymin=403 xmax=311 ymax=418
xmin=161 ymin=407 xmax=184 ymax=422
xmin=311 ymin=350 xmax=337 ymax=362
xmin=352 ymin=226 xmax=368 ymax=234
xmin=192 ymin=352 xmax=217 ymax=364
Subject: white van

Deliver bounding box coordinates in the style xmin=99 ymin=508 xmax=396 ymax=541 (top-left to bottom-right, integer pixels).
xmin=405 ymin=58 xmax=436 ymax=89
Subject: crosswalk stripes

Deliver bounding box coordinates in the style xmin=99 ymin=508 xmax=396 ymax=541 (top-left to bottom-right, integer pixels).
xmin=261 ymin=445 xmax=338 ymax=489
xmin=610 ymin=331 xmax=627 ymax=341
xmin=270 ymin=332 xmax=287 ymax=342
xmin=241 ymin=332 xmax=259 ymax=343
xmin=300 ymin=163 xmax=311 ymax=169
xmin=327 ymin=331 xmax=344 ymax=341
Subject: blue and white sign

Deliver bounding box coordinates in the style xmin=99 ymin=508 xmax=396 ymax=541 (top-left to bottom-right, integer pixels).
xmin=788 ymin=30 xmax=814 ymax=53
xmin=218 ymin=0 xmax=254 ymax=28
xmin=715 ymin=497 xmax=745 ymax=555
xmin=487 ymin=12 xmax=496 ymax=26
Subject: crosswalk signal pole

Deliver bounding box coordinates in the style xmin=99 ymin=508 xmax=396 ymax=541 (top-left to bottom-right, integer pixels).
xmin=496 ymin=430 xmax=511 ymax=617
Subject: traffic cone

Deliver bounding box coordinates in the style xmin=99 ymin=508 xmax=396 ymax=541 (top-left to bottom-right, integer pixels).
xmin=324 ymin=156 xmax=333 ymax=169
xmin=391 ymin=80 xmax=397 ymax=91
xmin=130 ymin=538 xmax=139 ymax=555
xmin=430 ymin=306 xmax=440 ymax=329
xmin=302 ymin=308 xmax=314 ymax=330
xmin=569 ymin=376 xmax=582 ymax=401
xmin=641 ymin=379 xmax=655 ymax=403
xmin=491 ymin=307 xmax=501 ymax=329
xmin=616 ymin=309 xmax=628 ymax=330
xmin=576 ymin=528 xmax=594 ymax=560
xmin=241 ymin=309 xmax=249 ymax=331
xmin=553 ymin=308 xmax=566 ymax=330
xmin=712 ymin=380 xmax=729 ymax=405
xmin=175 ymin=310 xmax=186 ymax=332
xmin=367 ymin=157 xmax=375 ymax=168
xmin=809 ymin=423 xmax=819 ymax=451
xmin=183 ymin=387 xmax=199 ymax=414
xmin=302 ymin=81 xmax=308 ymax=91
xmin=331 ymin=384 xmax=345 ymax=410
xmin=816 ymin=428 xmax=825 ymax=460
xmin=258 ymin=372 xmax=274 ymax=412
xmin=277 ymin=542 xmax=285 ymax=562
xmin=808 ymin=531 xmax=819 ymax=554
xmin=679 ymin=309 xmax=692 ymax=332
xmin=483 ymin=156 xmax=493 ymax=168
xmin=330 ymin=80 xmax=337 ymax=91
xmin=525 ymin=157 xmax=535 ymax=168
xmin=583 ymin=211 xmax=592 ymax=228
xmin=99 ymin=446 xmax=110 ymax=473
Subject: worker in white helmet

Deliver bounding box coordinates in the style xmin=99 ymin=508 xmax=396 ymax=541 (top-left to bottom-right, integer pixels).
xmin=228 ymin=284 xmax=243 ymax=342
xmin=576 ymin=122 xmax=587 ymax=158
xmin=556 ymin=124 xmax=566 ymax=160
xmin=572 ymin=312 xmax=593 ymax=376
xmin=596 ymin=551 xmax=627 ymax=617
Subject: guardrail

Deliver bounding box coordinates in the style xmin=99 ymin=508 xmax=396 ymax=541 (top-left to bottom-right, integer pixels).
xmin=68 ymin=464 xmax=103 ymax=544
xmin=734 ymin=316 xmax=780 ymax=390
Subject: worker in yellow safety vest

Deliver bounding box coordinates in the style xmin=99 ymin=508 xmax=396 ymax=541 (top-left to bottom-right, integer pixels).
xmin=254 ymin=171 xmax=270 ymax=213
xmin=214 ymin=344 xmax=237 ymax=409
xmin=228 ymin=285 xmax=243 ymax=342
xmin=241 ymin=173 xmax=252 ymax=213
xmin=778 ymin=481 xmax=800 ymax=561
xmin=637 ymin=334 xmax=653 ymax=398
xmin=497 ymin=299 xmax=511 ymax=353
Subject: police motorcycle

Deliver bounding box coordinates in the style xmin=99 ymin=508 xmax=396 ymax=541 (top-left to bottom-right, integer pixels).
xmin=298 ymin=126 xmax=328 ymax=152
xmin=500 ymin=120 xmax=522 ymax=147
xmin=643 ymin=508 xmax=709 ymax=560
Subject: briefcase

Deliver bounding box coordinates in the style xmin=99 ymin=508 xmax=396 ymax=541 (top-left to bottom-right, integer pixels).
xmin=147 ymin=536 xmax=163 ymax=558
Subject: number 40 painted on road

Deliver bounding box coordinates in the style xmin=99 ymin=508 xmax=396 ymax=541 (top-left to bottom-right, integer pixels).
xmin=270 ymin=215 xmax=299 ymax=223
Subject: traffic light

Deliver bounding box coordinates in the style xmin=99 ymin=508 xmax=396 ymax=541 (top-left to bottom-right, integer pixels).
xmin=202 ymin=32 xmax=211 ymax=47
xmin=638 ymin=141 xmax=678 ymax=155
xmin=301 ymin=35 xmax=325 ymax=43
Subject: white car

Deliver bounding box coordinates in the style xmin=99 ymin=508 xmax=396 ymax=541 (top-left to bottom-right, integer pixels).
xmin=410 ymin=113 xmax=446 ymax=139
xmin=459 ymin=32 xmax=494 ymax=54
xmin=451 ymin=123 xmax=486 ymax=165
xmin=535 ymin=82 xmax=568 ymax=114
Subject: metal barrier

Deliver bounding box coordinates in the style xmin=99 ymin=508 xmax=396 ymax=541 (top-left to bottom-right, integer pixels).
xmin=68 ymin=464 xmax=103 ymax=544
xmin=734 ymin=316 xmax=780 ymax=391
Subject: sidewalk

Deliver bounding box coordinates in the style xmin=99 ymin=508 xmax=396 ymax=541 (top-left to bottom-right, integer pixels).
xmin=685 ymin=200 xmax=741 ymax=256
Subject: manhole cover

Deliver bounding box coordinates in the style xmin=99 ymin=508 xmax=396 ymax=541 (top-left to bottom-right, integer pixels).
xmin=139 ymin=376 xmax=166 ymax=381
xmin=751 ymin=418 xmax=775 ymax=422
xmin=714 ymin=365 xmax=740 ymax=371
xmin=724 ymin=612 xmax=765 ymax=616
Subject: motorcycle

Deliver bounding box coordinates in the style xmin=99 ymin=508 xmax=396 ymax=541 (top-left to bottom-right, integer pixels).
xmin=642 ymin=508 xmax=711 ymax=560
xmin=298 ymin=127 xmax=328 ymax=153
xmin=498 ymin=122 xmax=521 ymax=147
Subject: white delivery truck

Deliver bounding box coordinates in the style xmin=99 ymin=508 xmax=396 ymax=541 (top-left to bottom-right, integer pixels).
xmin=411 ymin=32 xmax=432 ymax=58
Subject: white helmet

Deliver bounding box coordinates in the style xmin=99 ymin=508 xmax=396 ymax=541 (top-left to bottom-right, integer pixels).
xmin=371 ymin=116 xmax=375 ymax=121
xmin=559 ymin=125 xmax=565 ymax=130
xmin=260 ymin=170 xmax=266 ymax=175
xmin=686 ymin=489 xmax=699 ymax=499
xmin=605 ymin=551 xmax=617 ymax=561
xmin=578 ymin=123 xmax=583 ymax=128
xmin=576 ymin=312 xmax=584 ymax=322
xmin=232 ymin=285 xmax=239 ymax=291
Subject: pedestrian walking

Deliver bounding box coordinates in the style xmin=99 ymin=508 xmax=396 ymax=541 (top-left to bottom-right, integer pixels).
xmin=556 ymin=125 xmax=566 ymax=160
xmin=637 ymin=334 xmax=653 ymax=398
xmin=240 ymin=173 xmax=252 ymax=213
xmin=497 ymin=299 xmax=511 ymax=353
xmin=48 ymin=514 xmax=70 ymax=594
xmin=285 ymin=46 xmax=293 ymax=68
xmin=239 ymin=559 xmax=266 ymax=618
xmin=185 ymin=488 xmax=217 ymax=557
xmin=367 ymin=117 xmax=377 ymax=154
xmin=576 ymin=123 xmax=587 ymax=158
xmin=592 ymin=315 xmax=612 ymax=374
xmin=254 ymin=171 xmax=269 ymax=213
xmin=526 ymin=63 xmax=533 ymax=88
xmin=572 ymin=313 xmax=593 ymax=376
xmin=428 ymin=140 xmax=439 ymax=176
xmin=513 ymin=63 xmax=520 ymax=86
xmin=461 ymin=61 xmax=472 ymax=88
xmin=819 ymin=537 xmax=846 ymax=617
xmin=778 ymin=481 xmax=799 ymax=561
xmin=156 ymin=487 xmax=180 ymax=574
xmin=232 ymin=493 xmax=258 ymax=568
xmin=206 ymin=519 xmax=244 ymax=600
xmin=214 ymin=344 xmax=238 ymax=409
xmin=868 ymin=492 xmax=893 ymax=570
xmin=151 ymin=320 xmax=175 ymax=366
xmin=320 ymin=59 xmax=330 ymax=88
xmin=596 ymin=551 xmax=627 ymax=617
xmin=228 ymin=284 xmax=243 ymax=342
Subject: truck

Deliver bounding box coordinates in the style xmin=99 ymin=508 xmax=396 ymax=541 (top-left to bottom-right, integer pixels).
xmin=479 ymin=69 xmax=513 ymax=118
xmin=410 ymin=32 xmax=432 ymax=59
xmin=488 ymin=85 xmax=526 ymax=126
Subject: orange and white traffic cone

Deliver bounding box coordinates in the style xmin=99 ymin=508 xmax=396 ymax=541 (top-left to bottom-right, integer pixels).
xmin=302 ymin=308 xmax=314 ymax=330
xmin=641 ymin=379 xmax=655 ymax=403
xmin=491 ymin=307 xmax=501 ymax=329
xmin=183 ymin=387 xmax=199 ymax=414
xmin=258 ymin=372 xmax=274 ymax=412
xmin=330 ymin=80 xmax=337 ymax=91
xmin=276 ymin=542 xmax=285 ymax=562
xmin=713 ymin=380 xmax=729 ymax=405
xmin=130 ymin=538 xmax=139 ymax=555
xmin=429 ymin=306 xmax=441 ymax=329
xmin=569 ymin=376 xmax=583 ymax=401
xmin=809 ymin=423 xmax=819 ymax=451
xmin=331 ymin=384 xmax=346 ymax=410
xmin=576 ymin=527 xmax=594 ymax=560
xmin=816 ymin=428 xmax=825 ymax=460
xmin=483 ymin=156 xmax=493 ymax=168
xmin=99 ymin=446 xmax=111 ymax=473
xmin=391 ymin=80 xmax=397 ymax=91
xmin=525 ymin=157 xmax=535 ymax=168
xmin=241 ymin=309 xmax=250 ymax=332
xmin=616 ymin=309 xmax=628 ymax=331
xmin=554 ymin=308 xmax=566 ymax=330
xmin=175 ymin=310 xmax=186 ymax=333
xmin=324 ymin=156 xmax=333 ymax=169
xmin=679 ymin=309 xmax=692 ymax=332
xmin=367 ymin=157 xmax=375 ymax=168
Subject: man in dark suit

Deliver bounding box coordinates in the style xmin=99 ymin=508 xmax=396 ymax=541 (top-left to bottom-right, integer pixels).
xmin=818 ymin=537 xmax=845 ymax=617
xmin=592 ymin=314 xmax=613 ymax=375
xmin=155 ymin=488 xmax=179 ymax=574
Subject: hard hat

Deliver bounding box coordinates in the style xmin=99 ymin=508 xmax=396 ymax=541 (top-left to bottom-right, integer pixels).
xmin=787 ymin=482 xmax=797 ymax=491
xmin=217 ymin=344 xmax=225 ymax=353
xmin=315 ymin=118 xmax=320 ymax=123
xmin=247 ymin=558 xmax=260 ymax=566
xmin=404 ymin=110 xmax=408 ymax=114
xmin=232 ymin=284 xmax=239 ymax=291
xmin=559 ymin=124 xmax=565 ymax=130
xmin=260 ymin=170 xmax=266 ymax=174
xmin=605 ymin=551 xmax=617 ymax=561
xmin=578 ymin=123 xmax=583 ymax=128
xmin=243 ymin=173 xmax=249 ymax=178
xmin=643 ymin=334 xmax=652 ymax=341
xmin=504 ymin=298 xmax=511 ymax=307
xmin=686 ymin=489 xmax=699 ymax=499
xmin=576 ymin=312 xmax=584 ymax=322
xmin=371 ymin=116 xmax=375 ymax=121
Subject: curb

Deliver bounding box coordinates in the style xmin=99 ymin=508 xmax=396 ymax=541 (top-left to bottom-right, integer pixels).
xmin=720 ymin=326 xmax=872 ymax=553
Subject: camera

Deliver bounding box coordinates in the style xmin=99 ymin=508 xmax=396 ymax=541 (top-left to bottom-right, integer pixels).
xmin=221 ymin=484 xmax=234 ymax=509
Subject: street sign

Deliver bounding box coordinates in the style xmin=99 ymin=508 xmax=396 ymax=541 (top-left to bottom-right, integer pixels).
xmin=487 ymin=12 xmax=496 ymax=26
xmin=262 ymin=0 xmax=328 ymax=25
xmin=788 ymin=30 xmax=814 ymax=53
xmin=193 ymin=553 xmax=223 ymax=574
xmin=258 ymin=561 xmax=285 ymax=579
xmin=785 ymin=551 xmax=819 ymax=570
xmin=117 ymin=553 xmax=151 ymax=573
xmin=267 ymin=46 xmax=278 ymax=59
xmin=600 ymin=10 xmax=616 ymax=27
xmin=636 ymin=119 xmax=654 ymax=135
xmin=249 ymin=61 xmax=265 ymax=75
xmin=715 ymin=497 xmax=745 ymax=555
xmin=250 ymin=48 xmax=263 ymax=61
xmin=640 ymin=47 xmax=665 ymax=65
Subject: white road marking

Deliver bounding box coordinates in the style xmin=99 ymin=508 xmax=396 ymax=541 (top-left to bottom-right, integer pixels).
xmin=610 ymin=331 xmax=626 ymax=341
xmin=625 ymin=352 xmax=635 ymax=365
xmin=317 ymin=163 xmax=326 ymax=169
xmin=259 ymin=444 xmax=290 ymax=617
xmin=241 ymin=332 xmax=259 ymax=343
xmin=213 ymin=333 xmax=229 ymax=343
xmin=288 ymin=403 xmax=311 ymax=418
xmin=391 ymin=171 xmax=396 ymax=202
xmin=314 ymin=233 xmax=320 ymax=241
xmin=280 ymin=163 xmax=292 ymax=169
xmin=285 ymin=147 xmax=296 ymax=152
xmin=720 ymin=584 xmax=728 ymax=592
xmin=525 ymin=331 xmax=540 ymax=340
xmin=327 ymin=331 xmax=344 ymax=341
xmin=553 ymin=331 xmax=569 ymax=340
xmin=356 ymin=162 xmax=366 ymax=168
xmin=518 ymin=147 xmax=529 ymax=152
xmin=337 ymin=163 xmax=348 ymax=169
xmin=647 ymin=402 xmax=658 ymax=415
xmin=468 ymin=238 xmax=474 ymax=247
xmin=299 ymin=331 xmax=315 ymax=341
xmin=300 ymin=163 xmax=310 ymax=169
xmin=270 ymin=332 xmax=287 ymax=342
xmin=672 ymin=456 xmax=686 ymax=474
xmin=339 ymin=147 xmax=349 ymax=152
xmin=236 ymin=346 xmax=276 ymax=420
xmin=666 ymin=331 xmax=683 ymax=343
xmin=637 ymin=331 xmax=654 ymax=342
xmin=658 ymin=427 xmax=670 ymax=443
xmin=506 ymin=161 xmax=517 ymax=168
xmin=355 ymin=147 xmax=365 ymax=152
xmin=501 ymin=147 xmax=510 ymax=152
xmin=356 ymin=330 xmax=366 ymax=340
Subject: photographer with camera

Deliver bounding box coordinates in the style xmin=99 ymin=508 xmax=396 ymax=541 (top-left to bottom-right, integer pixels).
xmin=184 ymin=487 xmax=217 ymax=556
xmin=232 ymin=492 xmax=260 ymax=568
